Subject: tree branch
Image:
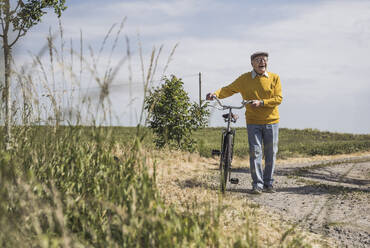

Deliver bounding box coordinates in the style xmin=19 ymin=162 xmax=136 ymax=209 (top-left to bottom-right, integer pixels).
xmin=0 ymin=15 xmax=5 ymax=35
xmin=9 ymin=27 xmax=25 ymax=47
xmin=14 ymin=0 xmax=22 ymax=13
xmin=9 ymin=0 xmax=21 ymax=16
xmin=3 ymin=0 xmax=10 ymax=32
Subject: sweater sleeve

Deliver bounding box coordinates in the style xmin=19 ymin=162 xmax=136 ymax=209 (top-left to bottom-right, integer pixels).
xmin=214 ymin=75 xmax=243 ymax=99
xmin=263 ymin=75 xmax=283 ymax=107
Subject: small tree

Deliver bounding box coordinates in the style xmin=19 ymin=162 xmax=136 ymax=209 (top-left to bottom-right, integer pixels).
xmin=0 ymin=0 xmax=67 ymax=149
xmin=144 ymin=75 xmax=209 ymax=151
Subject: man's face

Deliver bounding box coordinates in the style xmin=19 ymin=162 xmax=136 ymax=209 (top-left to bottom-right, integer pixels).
xmin=251 ymin=56 xmax=268 ymax=75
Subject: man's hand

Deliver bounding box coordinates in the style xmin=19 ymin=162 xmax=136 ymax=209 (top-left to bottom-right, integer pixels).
xmin=251 ymin=100 xmax=264 ymax=108
xmin=206 ymin=93 xmax=216 ymax=100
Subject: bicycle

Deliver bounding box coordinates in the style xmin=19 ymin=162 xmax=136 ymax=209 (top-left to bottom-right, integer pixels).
xmin=209 ymin=97 xmax=252 ymax=193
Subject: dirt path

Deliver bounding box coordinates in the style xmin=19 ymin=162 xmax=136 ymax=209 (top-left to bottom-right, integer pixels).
xmin=227 ymin=156 xmax=370 ymax=248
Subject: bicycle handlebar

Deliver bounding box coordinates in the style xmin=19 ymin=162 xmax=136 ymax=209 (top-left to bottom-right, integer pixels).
xmin=210 ymin=97 xmax=253 ymax=111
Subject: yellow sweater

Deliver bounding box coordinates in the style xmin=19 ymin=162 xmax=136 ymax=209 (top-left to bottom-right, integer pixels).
xmin=214 ymin=71 xmax=283 ymax=124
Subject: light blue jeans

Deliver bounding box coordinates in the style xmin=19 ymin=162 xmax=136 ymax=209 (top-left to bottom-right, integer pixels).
xmin=247 ymin=123 xmax=279 ymax=189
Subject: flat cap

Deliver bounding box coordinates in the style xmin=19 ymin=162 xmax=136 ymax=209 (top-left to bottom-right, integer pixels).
xmin=250 ymin=51 xmax=269 ymax=61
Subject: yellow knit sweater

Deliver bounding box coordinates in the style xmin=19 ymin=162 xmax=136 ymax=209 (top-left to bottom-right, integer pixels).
xmin=214 ymin=71 xmax=283 ymax=124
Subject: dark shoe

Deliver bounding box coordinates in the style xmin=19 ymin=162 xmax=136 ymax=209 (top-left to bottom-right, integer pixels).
xmin=251 ymin=187 xmax=263 ymax=194
xmin=263 ymin=185 xmax=276 ymax=193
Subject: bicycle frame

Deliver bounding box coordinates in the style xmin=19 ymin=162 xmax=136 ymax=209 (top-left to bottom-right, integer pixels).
xmin=210 ymin=97 xmax=252 ymax=192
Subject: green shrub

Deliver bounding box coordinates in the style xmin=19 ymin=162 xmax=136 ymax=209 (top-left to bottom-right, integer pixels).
xmin=144 ymin=75 xmax=209 ymax=151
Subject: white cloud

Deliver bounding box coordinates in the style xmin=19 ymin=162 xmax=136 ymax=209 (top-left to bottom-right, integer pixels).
xmin=107 ymin=0 xmax=206 ymax=17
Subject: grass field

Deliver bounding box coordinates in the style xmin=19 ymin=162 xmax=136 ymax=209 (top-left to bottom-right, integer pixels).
xmin=108 ymin=126 xmax=370 ymax=158
xmin=195 ymin=127 xmax=370 ymax=158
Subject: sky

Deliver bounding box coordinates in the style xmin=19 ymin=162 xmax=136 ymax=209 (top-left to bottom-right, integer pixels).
xmin=10 ymin=0 xmax=370 ymax=134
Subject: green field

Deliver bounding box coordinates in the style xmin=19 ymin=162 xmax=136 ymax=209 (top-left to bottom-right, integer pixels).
xmin=194 ymin=127 xmax=370 ymax=158
xmin=108 ymin=126 xmax=370 ymax=158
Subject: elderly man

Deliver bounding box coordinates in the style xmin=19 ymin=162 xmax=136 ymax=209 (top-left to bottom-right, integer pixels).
xmin=206 ymin=51 xmax=283 ymax=194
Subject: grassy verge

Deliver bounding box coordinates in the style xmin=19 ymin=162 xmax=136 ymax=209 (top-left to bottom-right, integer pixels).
xmin=0 ymin=126 xmax=321 ymax=247
xmin=1 ymin=126 xmax=213 ymax=247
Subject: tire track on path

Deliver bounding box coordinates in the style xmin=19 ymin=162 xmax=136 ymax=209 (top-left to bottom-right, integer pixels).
xmin=227 ymin=155 xmax=370 ymax=247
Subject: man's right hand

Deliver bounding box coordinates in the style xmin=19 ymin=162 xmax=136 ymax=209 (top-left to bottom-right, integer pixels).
xmin=206 ymin=93 xmax=216 ymax=100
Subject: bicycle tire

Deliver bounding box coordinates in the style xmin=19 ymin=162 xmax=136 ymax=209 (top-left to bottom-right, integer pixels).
xmin=220 ymin=133 xmax=233 ymax=193
xmin=219 ymin=130 xmax=225 ymax=171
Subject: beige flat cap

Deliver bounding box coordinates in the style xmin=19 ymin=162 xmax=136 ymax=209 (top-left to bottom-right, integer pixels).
xmin=251 ymin=51 xmax=269 ymax=61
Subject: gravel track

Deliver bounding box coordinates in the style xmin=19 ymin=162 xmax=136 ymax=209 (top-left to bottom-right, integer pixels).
xmin=226 ymin=156 xmax=370 ymax=247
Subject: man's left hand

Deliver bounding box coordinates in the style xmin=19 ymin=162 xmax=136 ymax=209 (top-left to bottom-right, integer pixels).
xmin=251 ymin=100 xmax=263 ymax=108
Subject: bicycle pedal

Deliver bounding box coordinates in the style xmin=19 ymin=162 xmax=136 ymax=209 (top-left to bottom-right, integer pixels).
xmin=211 ymin=149 xmax=221 ymax=156
xmin=230 ymin=178 xmax=239 ymax=184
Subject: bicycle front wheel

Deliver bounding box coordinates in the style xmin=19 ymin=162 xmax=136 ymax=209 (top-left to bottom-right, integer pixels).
xmin=220 ymin=133 xmax=233 ymax=193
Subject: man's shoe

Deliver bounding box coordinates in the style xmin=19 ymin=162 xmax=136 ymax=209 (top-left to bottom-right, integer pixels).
xmin=263 ymin=185 xmax=276 ymax=193
xmin=251 ymin=187 xmax=263 ymax=194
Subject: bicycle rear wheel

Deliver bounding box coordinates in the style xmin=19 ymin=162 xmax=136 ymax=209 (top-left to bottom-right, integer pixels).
xmin=220 ymin=133 xmax=233 ymax=193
